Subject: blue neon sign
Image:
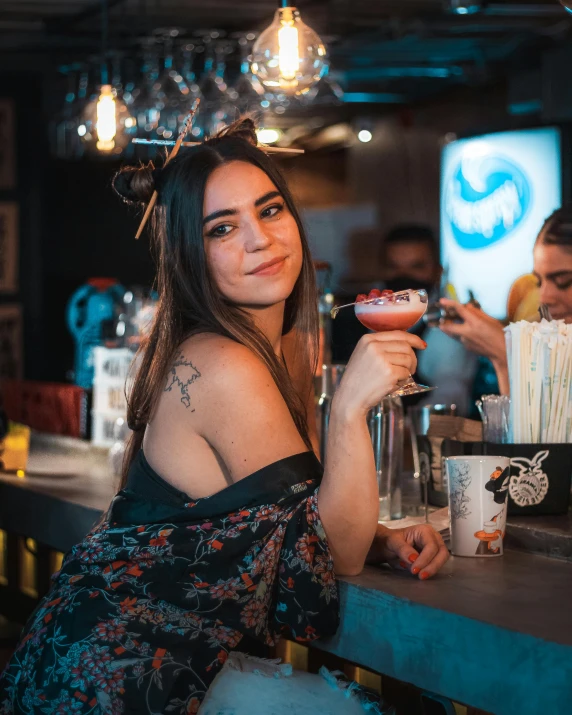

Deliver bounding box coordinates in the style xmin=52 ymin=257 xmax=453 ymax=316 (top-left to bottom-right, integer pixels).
xmin=444 ymin=153 xmax=531 ymax=250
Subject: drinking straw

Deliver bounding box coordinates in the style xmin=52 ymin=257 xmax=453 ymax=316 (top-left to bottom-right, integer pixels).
xmin=506 ymin=319 xmax=572 ymax=444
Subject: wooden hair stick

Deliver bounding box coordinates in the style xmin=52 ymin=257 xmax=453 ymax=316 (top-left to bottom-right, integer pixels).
xmin=132 ymin=138 xmax=305 ymax=155
xmin=135 ymin=99 xmax=200 ymax=240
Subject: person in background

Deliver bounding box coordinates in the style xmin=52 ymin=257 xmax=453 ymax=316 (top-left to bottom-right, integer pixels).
xmin=332 ymin=224 xmax=439 ymax=362
xmin=440 ymin=206 xmax=572 ymax=395
xmin=332 ymin=224 xmax=478 ymax=414
xmin=380 ymin=224 xmax=440 ymax=295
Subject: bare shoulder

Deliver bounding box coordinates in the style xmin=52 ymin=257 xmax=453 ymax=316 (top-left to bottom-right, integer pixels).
xmin=164 ymin=333 xmax=273 ymax=411
xmin=159 ymin=332 xmax=307 ymax=480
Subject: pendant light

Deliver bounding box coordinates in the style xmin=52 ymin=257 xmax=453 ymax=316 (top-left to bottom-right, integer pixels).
xmin=251 ymin=1 xmax=328 ymax=95
xmin=80 ymin=0 xmax=133 ymax=155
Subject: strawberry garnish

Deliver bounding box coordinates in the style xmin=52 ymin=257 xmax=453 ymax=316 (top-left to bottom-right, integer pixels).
xmin=381 ymin=289 xmax=394 ymax=297
xmin=368 ymin=288 xmax=383 ymax=300
xmin=356 ymin=293 xmax=368 ymax=303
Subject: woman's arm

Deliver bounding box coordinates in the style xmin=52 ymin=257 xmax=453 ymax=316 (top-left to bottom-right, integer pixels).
xmin=157 ymin=332 xmax=427 ymax=577
xmin=439 ymin=299 xmax=510 ymax=395
xmin=316 ymin=331 xmax=426 ymax=575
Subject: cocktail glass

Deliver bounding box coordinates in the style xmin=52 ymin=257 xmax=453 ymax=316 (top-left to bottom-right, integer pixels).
xmin=332 ymin=288 xmax=434 ymax=396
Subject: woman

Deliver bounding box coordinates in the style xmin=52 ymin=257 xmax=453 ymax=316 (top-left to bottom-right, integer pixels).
xmin=440 ymin=207 xmax=572 ymax=395
xmin=0 ymin=120 xmax=448 ymax=714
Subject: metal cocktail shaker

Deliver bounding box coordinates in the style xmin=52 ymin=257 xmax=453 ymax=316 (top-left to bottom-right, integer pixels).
xmin=369 ymin=397 xmax=404 ymax=521
xmin=318 ymin=364 xmax=346 ymax=465
xmin=318 ymin=363 xmax=404 ymax=520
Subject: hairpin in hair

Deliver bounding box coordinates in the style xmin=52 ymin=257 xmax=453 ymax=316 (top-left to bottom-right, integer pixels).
xmin=131 ymin=138 xmax=305 ymax=155
xmin=134 ymin=99 xmax=200 ymax=240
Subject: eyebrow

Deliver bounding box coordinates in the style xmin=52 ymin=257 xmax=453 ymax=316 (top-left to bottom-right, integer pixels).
xmin=534 ymin=270 xmax=572 ymax=280
xmin=202 ymin=190 xmax=282 ymax=226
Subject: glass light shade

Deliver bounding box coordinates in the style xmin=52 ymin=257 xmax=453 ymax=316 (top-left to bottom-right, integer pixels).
xmin=80 ymin=84 xmax=135 ymax=156
xmin=251 ymin=7 xmax=327 ymax=95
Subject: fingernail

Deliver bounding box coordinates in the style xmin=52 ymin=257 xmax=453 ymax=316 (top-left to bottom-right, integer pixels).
xmin=422 ymin=340 xmax=427 ymax=347
xmin=408 ymin=554 xmax=417 ymax=563
xmin=420 ymin=571 xmax=429 ymax=580
xmin=412 ymin=567 xmax=420 ymax=575
xmin=399 ymin=561 xmax=407 ymax=569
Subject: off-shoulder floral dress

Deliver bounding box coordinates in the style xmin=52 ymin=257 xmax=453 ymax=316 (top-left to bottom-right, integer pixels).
xmin=0 ymin=450 xmax=339 ymax=714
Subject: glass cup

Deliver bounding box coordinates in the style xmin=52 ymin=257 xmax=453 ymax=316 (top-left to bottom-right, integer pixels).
xmin=319 ymin=363 xmax=403 ymax=520
xmin=408 ymin=404 xmax=458 ymax=522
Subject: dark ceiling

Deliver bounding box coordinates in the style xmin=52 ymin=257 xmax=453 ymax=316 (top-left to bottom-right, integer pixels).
xmin=1 ymin=0 xmax=571 ymax=110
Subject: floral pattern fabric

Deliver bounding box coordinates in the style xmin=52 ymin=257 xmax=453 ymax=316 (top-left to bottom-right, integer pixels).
xmin=0 ymin=451 xmax=339 ymax=714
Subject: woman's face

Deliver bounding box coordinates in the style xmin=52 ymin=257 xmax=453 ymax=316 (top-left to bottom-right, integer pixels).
xmin=533 ymin=242 xmax=572 ymax=322
xmin=202 ymin=161 xmax=303 ymax=309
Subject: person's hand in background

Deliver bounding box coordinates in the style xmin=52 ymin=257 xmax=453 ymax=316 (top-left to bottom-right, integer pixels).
xmin=438 ymin=298 xmax=509 ymax=394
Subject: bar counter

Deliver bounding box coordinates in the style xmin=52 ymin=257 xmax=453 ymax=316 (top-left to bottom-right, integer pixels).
xmin=1 ymin=434 xmax=571 ymax=715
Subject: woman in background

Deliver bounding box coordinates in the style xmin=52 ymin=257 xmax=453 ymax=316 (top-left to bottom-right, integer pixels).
xmin=440 ymin=207 xmax=572 ymax=394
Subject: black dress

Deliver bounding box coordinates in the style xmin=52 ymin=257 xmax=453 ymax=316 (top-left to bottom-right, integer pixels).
xmin=0 ymin=450 xmax=339 ymax=714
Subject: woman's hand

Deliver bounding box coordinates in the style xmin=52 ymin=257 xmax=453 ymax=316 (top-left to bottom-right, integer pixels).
xmin=333 ymin=331 xmax=426 ymax=418
xmin=438 ymin=299 xmax=505 ymax=362
xmin=367 ymin=523 xmax=449 ymax=580
xmin=438 ymin=299 xmax=509 ymax=394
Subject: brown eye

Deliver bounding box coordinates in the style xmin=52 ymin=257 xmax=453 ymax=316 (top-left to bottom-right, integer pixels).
xmin=261 ymin=204 xmax=283 ymax=219
xmin=209 ymin=224 xmax=232 ymax=238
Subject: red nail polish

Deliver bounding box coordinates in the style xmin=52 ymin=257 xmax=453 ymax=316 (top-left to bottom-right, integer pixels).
xmin=408 ymin=554 xmax=417 ymax=563
xmin=399 ymin=561 xmax=407 ymax=568
xmin=420 ymin=571 xmax=429 ymax=580
xmin=412 ymin=567 xmax=420 ymax=575
xmin=422 ymin=340 xmax=428 ymax=347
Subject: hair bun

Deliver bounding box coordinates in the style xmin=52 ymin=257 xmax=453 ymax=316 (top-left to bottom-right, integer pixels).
xmin=113 ymin=163 xmax=156 ymax=204
xmin=211 ymin=117 xmax=258 ymax=146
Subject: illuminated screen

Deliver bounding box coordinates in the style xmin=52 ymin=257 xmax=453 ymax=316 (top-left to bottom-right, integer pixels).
xmin=440 ymin=127 xmax=562 ymax=318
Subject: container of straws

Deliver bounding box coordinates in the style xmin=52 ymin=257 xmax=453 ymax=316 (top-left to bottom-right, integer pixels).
xmin=505 ymin=320 xmax=572 ymax=443
xmin=442 ymin=320 xmax=572 ymax=516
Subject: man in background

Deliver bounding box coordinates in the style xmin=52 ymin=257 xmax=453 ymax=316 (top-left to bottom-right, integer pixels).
xmin=380 ymin=224 xmax=440 ymax=296
xmin=331 ymin=224 xmax=478 ymax=415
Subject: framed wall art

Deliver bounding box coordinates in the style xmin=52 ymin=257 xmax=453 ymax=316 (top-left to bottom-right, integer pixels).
xmin=0 ymin=202 xmax=18 ymax=293
xmin=0 ymin=303 xmax=22 ymax=379
xmin=0 ymin=99 xmax=15 ymax=190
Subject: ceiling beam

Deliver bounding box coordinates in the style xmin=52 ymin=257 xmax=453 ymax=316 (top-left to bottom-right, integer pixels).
xmin=45 ymin=0 xmax=129 ymax=34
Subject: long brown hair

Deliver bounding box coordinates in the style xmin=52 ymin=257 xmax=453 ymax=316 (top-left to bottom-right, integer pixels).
xmin=113 ymin=119 xmax=318 ymax=488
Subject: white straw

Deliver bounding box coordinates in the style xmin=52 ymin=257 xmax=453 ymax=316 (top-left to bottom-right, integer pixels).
xmin=505 ymin=319 xmax=572 ymax=444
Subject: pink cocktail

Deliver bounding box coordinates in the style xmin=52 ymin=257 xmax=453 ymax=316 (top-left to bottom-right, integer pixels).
xmin=331 ymin=288 xmax=433 ymax=396
xmin=355 ymin=289 xmax=427 ymax=332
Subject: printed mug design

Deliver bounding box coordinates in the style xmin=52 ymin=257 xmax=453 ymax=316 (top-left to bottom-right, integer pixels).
xmin=448 ymin=461 xmax=473 ymax=520
xmin=509 ymin=450 xmax=549 ymax=507
xmin=474 ymin=466 xmax=510 ymax=555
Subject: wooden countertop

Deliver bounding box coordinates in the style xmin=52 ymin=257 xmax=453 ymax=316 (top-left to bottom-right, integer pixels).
xmin=1 ymin=434 xmax=571 ymax=715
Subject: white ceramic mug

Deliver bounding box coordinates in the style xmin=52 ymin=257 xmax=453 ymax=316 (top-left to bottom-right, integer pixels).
xmin=444 ymin=456 xmax=510 ymax=557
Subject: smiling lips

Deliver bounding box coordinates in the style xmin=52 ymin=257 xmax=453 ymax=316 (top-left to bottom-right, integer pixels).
xmin=249 ymin=256 xmax=287 ymax=276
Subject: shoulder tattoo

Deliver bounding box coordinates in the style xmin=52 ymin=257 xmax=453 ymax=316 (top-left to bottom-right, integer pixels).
xmin=164 ymin=352 xmax=202 ymax=409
